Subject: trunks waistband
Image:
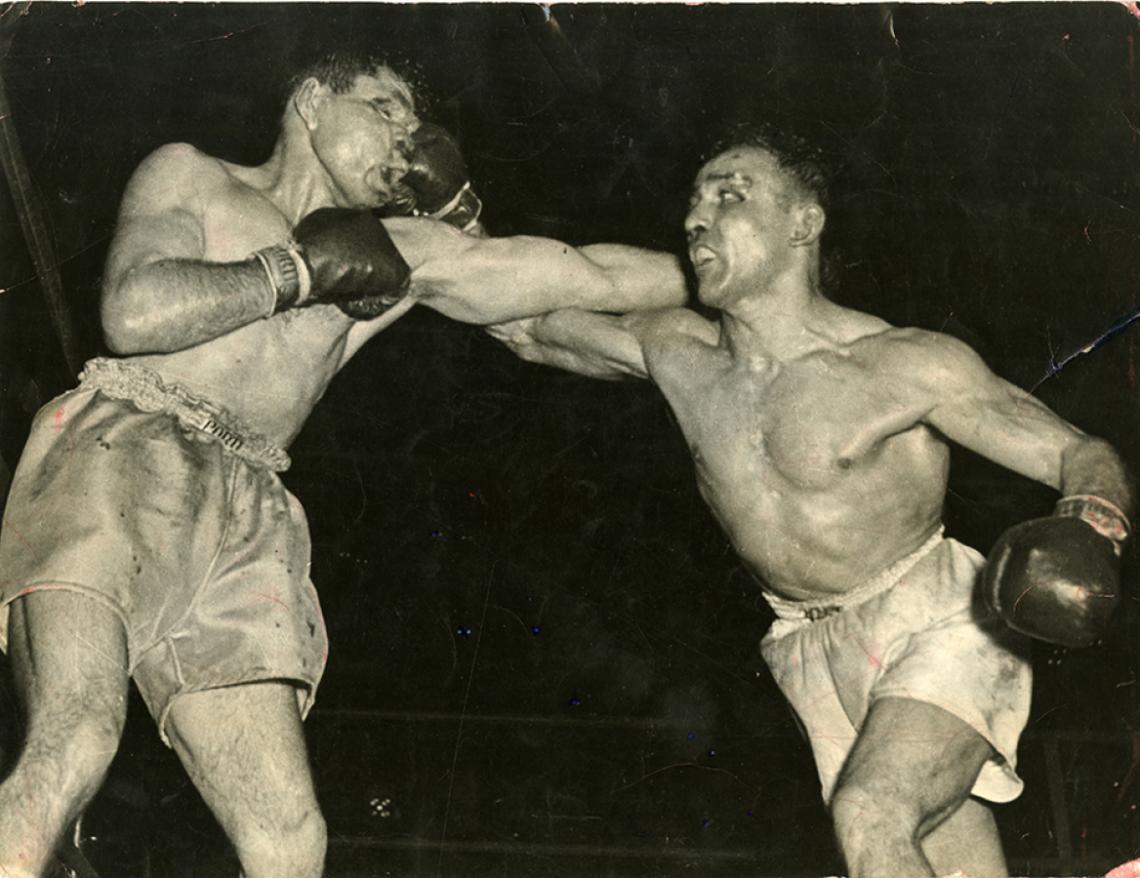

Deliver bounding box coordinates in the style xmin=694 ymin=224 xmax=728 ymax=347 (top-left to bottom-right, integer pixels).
xmin=762 ymin=527 xmax=945 ymax=622
xmin=78 ymin=358 xmax=291 ymax=472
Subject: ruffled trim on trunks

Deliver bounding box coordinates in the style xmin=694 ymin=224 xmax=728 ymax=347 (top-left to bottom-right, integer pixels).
xmin=762 ymin=527 xmax=945 ymax=622
xmin=79 ymin=358 xmax=291 ymax=472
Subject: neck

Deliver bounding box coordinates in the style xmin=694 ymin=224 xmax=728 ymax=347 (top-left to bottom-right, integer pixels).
xmin=717 ymin=271 xmax=844 ymax=364
xmin=257 ymin=125 xmax=340 ymax=224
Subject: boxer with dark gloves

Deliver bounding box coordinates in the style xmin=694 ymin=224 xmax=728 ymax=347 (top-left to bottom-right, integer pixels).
xmin=0 ymin=50 xmax=687 ymax=878
xmin=484 ymin=123 xmax=1134 ymax=878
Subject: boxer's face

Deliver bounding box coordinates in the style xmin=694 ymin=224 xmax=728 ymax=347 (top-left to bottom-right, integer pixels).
xmin=309 ymin=68 xmax=419 ymax=208
xmin=684 ymin=147 xmax=801 ymax=306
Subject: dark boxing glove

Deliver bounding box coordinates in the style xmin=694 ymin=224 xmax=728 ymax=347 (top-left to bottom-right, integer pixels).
xmin=336 ymin=124 xmax=484 ymax=320
xmin=389 ymin=122 xmax=483 ymax=232
xmin=253 ymin=208 xmax=411 ymax=319
xmin=982 ymin=495 xmax=1131 ymax=648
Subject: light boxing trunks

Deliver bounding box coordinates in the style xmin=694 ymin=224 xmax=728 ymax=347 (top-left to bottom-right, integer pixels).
xmin=0 ymin=358 xmax=327 ymax=744
xmin=760 ymin=530 xmax=1032 ymax=804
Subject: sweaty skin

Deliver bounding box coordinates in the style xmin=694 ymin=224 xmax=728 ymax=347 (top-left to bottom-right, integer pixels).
xmin=101 ymin=74 xmax=685 ymax=449
xmin=488 ymin=144 xmax=1133 ymax=878
xmin=0 ymin=66 xmax=687 ymax=878
xmin=489 ymin=146 xmax=1133 ymax=600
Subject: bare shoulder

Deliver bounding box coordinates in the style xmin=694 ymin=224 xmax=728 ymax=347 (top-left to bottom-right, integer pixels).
xmin=120 ymin=142 xmax=230 ymax=215
xmin=856 ymin=326 xmax=994 ymax=396
xmin=635 ymin=308 xmax=721 ymax=380
xmin=107 ymin=144 xmax=234 ymax=282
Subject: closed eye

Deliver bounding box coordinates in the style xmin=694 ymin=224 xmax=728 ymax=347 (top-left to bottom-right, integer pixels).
xmin=369 ymin=99 xmax=397 ymax=120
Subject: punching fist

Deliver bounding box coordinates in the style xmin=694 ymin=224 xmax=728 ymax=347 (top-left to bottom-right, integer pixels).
xmin=982 ymin=495 xmax=1130 ymax=648
xmin=332 ymin=125 xmax=485 ymax=320
xmin=292 ymin=208 xmax=411 ymax=309
xmin=390 ymin=122 xmax=483 ymax=232
xmin=253 ymin=208 xmax=412 ymax=320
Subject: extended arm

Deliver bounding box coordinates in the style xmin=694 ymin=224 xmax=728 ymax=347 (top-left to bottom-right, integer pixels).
xmin=386 ymin=219 xmax=687 ymax=323
xmin=486 ymin=309 xmax=656 ymax=380
xmin=488 ymin=304 xmax=720 ymax=384
xmin=918 ymin=332 xmax=1133 ymax=515
xmin=915 ymin=330 xmax=1133 ymax=647
xmin=339 ymin=218 xmax=690 ymax=363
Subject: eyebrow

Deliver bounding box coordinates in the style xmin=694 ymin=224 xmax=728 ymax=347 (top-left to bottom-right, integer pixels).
xmin=704 ymin=171 xmax=752 ymax=185
xmin=690 ymin=171 xmax=753 ymax=197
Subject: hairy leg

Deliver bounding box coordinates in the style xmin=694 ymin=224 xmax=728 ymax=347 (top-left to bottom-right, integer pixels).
xmin=0 ymin=592 xmax=128 ymax=878
xmin=166 ymin=682 xmax=326 ymax=878
xmin=829 ymin=696 xmax=1005 ymax=878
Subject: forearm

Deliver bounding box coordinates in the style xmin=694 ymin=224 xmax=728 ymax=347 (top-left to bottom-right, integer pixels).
xmin=488 ymin=309 xmax=650 ymax=380
xmin=404 ymin=229 xmax=686 ymax=325
xmin=102 ymin=257 xmax=273 ymax=354
xmin=1058 ymin=437 xmax=1135 ymax=520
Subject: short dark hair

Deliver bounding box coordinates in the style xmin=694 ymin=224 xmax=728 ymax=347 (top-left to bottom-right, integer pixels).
xmin=279 ymin=49 xmax=430 ymax=119
xmin=709 ymin=122 xmax=832 ymax=212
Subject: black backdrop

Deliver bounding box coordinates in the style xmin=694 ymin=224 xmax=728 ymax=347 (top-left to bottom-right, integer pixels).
xmin=1 ymin=4 xmax=1140 ymax=876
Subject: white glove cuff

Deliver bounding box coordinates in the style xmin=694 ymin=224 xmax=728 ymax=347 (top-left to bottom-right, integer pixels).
xmin=253 ymin=244 xmax=309 ymax=313
xmin=1055 ymin=494 xmax=1131 ymax=554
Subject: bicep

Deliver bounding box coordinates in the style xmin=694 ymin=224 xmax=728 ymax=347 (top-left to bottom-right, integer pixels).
xmin=415 ymin=233 xmax=608 ymax=322
xmin=516 ymin=307 xmax=711 ymax=381
xmin=389 ymin=222 xmax=681 ymax=324
xmin=509 ymin=309 xmax=651 ymax=379
xmin=103 ymin=145 xmax=209 ymax=296
xmin=922 ymin=338 xmax=1081 ymax=488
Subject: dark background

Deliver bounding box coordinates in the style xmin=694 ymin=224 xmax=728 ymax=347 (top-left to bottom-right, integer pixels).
xmin=1 ymin=3 xmax=1139 ymax=876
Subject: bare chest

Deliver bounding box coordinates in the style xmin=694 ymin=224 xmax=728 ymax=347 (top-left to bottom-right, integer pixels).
xmin=656 ymin=349 xmax=924 ymax=492
xmin=200 ymin=189 xmax=293 ymax=261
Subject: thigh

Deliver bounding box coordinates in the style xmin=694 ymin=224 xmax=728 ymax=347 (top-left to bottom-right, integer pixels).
xmin=7 ymin=591 xmax=128 ymax=729
xmin=837 ymin=696 xmax=994 ymax=834
xmin=164 ymin=681 xmax=319 ymax=840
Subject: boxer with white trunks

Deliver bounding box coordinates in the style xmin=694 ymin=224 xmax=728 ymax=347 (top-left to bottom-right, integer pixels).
xmin=486 ymin=123 xmax=1134 ymax=877
xmin=0 ymin=50 xmax=687 ymax=878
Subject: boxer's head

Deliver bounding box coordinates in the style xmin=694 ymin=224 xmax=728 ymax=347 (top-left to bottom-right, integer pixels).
xmin=685 ymin=125 xmax=830 ymax=306
xmin=285 ymin=51 xmax=425 ymax=209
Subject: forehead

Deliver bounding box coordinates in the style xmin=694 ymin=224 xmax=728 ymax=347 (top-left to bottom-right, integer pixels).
xmin=347 ymin=69 xmax=416 ymax=113
xmin=694 ymin=147 xmax=783 ymax=188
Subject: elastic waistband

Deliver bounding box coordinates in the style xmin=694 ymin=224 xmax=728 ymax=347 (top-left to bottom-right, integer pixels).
xmin=762 ymin=527 xmax=945 ymax=622
xmin=78 ymin=358 xmax=291 ymax=472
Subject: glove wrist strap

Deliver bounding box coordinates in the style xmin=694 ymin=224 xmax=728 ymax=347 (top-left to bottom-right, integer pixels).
xmin=253 ymin=245 xmax=309 ymax=313
xmin=1055 ymin=494 xmax=1131 ymax=553
xmin=420 ymin=181 xmax=483 ymax=233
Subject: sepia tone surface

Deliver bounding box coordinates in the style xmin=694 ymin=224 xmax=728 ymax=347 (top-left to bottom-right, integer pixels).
xmin=1 ymin=3 xmax=1139 ymax=875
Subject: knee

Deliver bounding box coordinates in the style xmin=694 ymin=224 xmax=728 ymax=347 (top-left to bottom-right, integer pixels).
xmin=236 ymin=808 xmax=327 ymax=878
xmin=16 ymin=691 xmax=127 ymax=793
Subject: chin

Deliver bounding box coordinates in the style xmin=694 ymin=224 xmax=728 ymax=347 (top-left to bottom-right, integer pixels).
xmin=695 ymin=278 xmax=725 ymax=307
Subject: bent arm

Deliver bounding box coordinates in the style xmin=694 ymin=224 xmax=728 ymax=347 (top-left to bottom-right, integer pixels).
xmin=487 ymin=309 xmax=655 ymax=380
xmin=919 ymin=333 xmax=1134 ymax=517
xmin=102 ymin=144 xmax=276 ymax=355
xmin=488 ymin=305 xmax=718 ymax=383
xmin=386 ymin=219 xmax=687 ymax=324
